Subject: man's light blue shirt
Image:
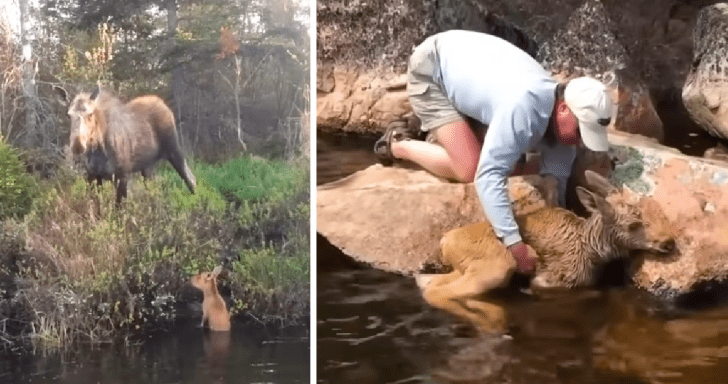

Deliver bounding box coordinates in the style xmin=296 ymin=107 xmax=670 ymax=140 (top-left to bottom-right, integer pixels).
xmin=427 ymin=30 xmax=576 ymax=246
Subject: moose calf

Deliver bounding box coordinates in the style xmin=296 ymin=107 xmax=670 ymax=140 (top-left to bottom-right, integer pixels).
xmin=419 ymin=171 xmax=676 ymax=332
xmin=189 ymin=266 xmax=231 ymax=332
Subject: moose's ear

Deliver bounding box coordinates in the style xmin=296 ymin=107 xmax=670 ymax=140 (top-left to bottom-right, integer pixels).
xmin=212 ymin=265 xmax=223 ymax=277
xmin=584 ymin=170 xmax=617 ymax=197
xmin=576 ymin=186 xmax=609 ymax=214
xmin=90 ymin=87 xmax=100 ymax=101
xmin=54 ymin=85 xmax=70 ymax=106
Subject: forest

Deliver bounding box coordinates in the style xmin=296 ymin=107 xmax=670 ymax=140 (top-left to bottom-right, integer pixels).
xmin=0 ymin=0 xmax=310 ymax=348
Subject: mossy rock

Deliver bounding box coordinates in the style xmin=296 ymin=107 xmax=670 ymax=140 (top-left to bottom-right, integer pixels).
xmin=609 ymin=145 xmax=652 ymax=193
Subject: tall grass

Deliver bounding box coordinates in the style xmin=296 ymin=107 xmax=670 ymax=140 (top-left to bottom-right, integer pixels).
xmin=0 ymin=154 xmax=310 ymax=349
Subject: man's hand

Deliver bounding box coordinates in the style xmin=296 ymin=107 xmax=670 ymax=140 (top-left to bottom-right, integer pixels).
xmin=507 ymin=241 xmax=538 ymax=274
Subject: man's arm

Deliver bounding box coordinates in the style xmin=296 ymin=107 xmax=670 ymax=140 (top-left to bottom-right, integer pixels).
xmin=475 ymin=124 xmax=539 ymax=274
xmin=474 ymin=105 xmax=536 ymax=247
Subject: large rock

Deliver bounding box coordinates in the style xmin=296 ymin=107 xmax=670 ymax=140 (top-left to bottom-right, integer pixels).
xmin=608 ymin=131 xmax=728 ymax=299
xmin=540 ymin=0 xmax=664 ymax=142
xmin=316 ymin=0 xmax=540 ymax=135
xmin=317 ymin=167 xmax=557 ymax=274
xmin=682 ymin=3 xmax=728 ymax=140
xmin=317 ymin=131 xmax=728 ymax=299
xmin=317 ymin=0 xmax=665 ymax=143
xmin=317 ymin=0 xmax=704 ymax=93
xmin=316 ymin=66 xmax=411 ymax=134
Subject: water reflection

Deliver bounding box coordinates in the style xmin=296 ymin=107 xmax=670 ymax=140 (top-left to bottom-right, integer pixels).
xmin=203 ymin=330 xmax=232 ymax=384
xmin=0 ymin=320 xmax=309 ymax=384
xmin=318 ymin=257 xmax=728 ymax=384
xmin=593 ymin=294 xmax=728 ymax=383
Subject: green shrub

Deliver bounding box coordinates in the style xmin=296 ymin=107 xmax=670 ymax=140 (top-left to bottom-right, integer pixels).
xmin=184 ymin=156 xmax=307 ymax=204
xmin=0 ymin=138 xmax=38 ymax=220
xmin=2 ymin=154 xmax=310 ymax=348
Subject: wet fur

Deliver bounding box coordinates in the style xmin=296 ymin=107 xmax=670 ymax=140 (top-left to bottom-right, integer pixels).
xmin=68 ymin=89 xmax=196 ymax=203
xmin=420 ymin=171 xmax=676 ymax=332
xmin=189 ymin=266 xmax=231 ymax=332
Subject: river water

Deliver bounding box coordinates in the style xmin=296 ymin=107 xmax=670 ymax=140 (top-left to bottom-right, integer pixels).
xmin=0 ymin=320 xmax=310 ymax=384
xmin=316 ymin=132 xmax=728 ymax=384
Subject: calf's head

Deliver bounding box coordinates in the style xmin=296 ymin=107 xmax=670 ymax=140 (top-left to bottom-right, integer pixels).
xmin=576 ymin=170 xmax=676 ymax=256
xmin=190 ymin=265 xmax=224 ymax=294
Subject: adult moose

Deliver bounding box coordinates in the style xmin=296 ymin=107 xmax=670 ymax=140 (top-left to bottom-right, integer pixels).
xmin=68 ymin=87 xmax=196 ymax=203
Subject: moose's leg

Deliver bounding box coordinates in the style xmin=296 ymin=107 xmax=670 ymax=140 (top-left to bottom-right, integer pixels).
xmin=141 ymin=166 xmax=154 ymax=180
xmin=422 ymin=255 xmax=516 ymax=332
xmin=139 ymin=166 xmax=156 ymax=191
xmin=115 ymin=176 xmax=128 ymax=205
xmin=464 ymin=298 xmax=508 ymax=332
xmin=422 ymin=260 xmax=513 ymax=332
xmin=86 ymin=173 xmax=101 ymax=187
xmin=199 ymin=303 xmax=208 ymax=328
xmin=422 ymin=270 xmax=501 ymax=332
xmin=461 ymin=256 xmax=517 ymax=332
xmin=421 ymin=270 xmax=471 ymax=316
xmin=168 ymin=151 xmax=196 ymax=194
xmin=415 ymin=270 xmax=463 ymax=291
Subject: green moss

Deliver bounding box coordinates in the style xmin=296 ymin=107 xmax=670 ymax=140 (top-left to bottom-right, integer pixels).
xmin=610 ymin=145 xmax=645 ymax=188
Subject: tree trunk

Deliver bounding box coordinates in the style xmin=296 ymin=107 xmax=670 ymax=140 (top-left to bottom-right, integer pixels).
xmin=167 ymin=0 xmax=183 ymax=138
xmin=19 ymin=0 xmax=38 ymax=148
xmin=234 ymin=56 xmax=246 ymax=151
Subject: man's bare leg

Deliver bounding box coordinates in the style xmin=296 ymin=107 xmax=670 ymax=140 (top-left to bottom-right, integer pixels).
xmin=390 ymin=119 xmax=481 ymax=182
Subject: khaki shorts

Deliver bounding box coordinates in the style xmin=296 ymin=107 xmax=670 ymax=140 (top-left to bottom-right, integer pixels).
xmin=407 ymin=38 xmax=523 ymax=161
xmin=407 ymin=38 xmax=471 ymax=133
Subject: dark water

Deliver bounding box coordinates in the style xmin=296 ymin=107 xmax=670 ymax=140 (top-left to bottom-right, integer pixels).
xmin=317 ymin=132 xmax=728 ymax=384
xmin=317 ymin=254 xmax=728 ymax=384
xmin=316 ymin=132 xmax=380 ymax=186
xmin=0 ymin=321 xmax=309 ymax=384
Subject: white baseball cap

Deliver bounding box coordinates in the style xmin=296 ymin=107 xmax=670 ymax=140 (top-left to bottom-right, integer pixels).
xmin=564 ymin=77 xmax=614 ymax=152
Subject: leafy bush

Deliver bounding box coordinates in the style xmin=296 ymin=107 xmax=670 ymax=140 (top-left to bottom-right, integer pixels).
xmin=0 ymin=138 xmax=38 ymax=220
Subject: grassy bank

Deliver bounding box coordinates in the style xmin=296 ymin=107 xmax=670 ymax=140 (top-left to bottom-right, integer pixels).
xmin=0 ymin=150 xmax=310 ymax=349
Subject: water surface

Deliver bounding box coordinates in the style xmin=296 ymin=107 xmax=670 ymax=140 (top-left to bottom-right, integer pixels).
xmin=1 ymin=321 xmax=309 ymax=384
xmin=317 ymin=132 xmax=728 ymax=384
xmin=317 ymin=260 xmax=728 ymax=384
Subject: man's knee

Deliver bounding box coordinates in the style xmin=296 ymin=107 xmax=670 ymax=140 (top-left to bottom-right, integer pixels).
xmin=454 ymin=164 xmax=477 ymax=183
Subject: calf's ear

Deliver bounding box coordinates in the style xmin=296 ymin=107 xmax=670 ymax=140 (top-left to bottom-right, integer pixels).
xmin=212 ymin=265 xmax=223 ymax=278
xmin=584 ymin=170 xmax=617 ymax=197
xmin=576 ymin=186 xmax=610 ymax=214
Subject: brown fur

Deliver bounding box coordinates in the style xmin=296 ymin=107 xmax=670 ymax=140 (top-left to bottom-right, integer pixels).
xmin=68 ymin=88 xmax=196 ymax=203
xmin=420 ymin=171 xmax=676 ymax=332
xmin=189 ymin=266 xmax=231 ymax=332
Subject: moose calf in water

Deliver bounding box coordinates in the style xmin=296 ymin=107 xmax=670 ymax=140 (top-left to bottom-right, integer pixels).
xmin=418 ymin=170 xmax=676 ymax=332
xmin=190 ymin=266 xmax=231 ymax=332
xmin=68 ymin=88 xmax=196 ymax=204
